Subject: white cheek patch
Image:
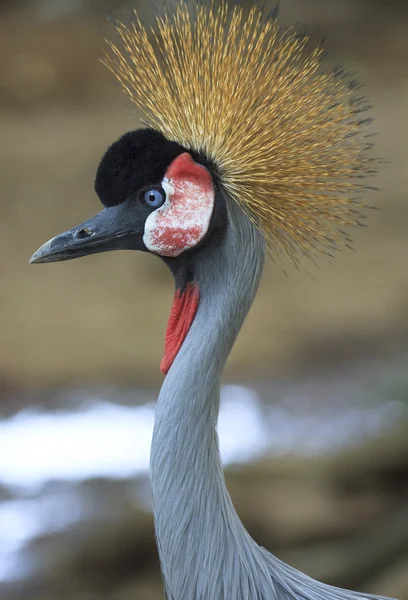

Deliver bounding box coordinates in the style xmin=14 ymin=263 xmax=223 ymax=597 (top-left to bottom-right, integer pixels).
xmin=143 ymin=153 xmax=215 ymax=257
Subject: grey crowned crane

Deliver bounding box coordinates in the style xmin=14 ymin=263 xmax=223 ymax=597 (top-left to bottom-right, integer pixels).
xmin=30 ymin=2 xmax=392 ymax=599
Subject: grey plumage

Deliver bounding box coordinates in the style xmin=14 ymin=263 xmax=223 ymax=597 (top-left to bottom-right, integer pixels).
xmin=151 ymin=191 xmax=394 ymax=600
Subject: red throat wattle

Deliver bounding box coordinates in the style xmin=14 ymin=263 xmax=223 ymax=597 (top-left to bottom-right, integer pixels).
xmin=160 ymin=282 xmax=200 ymax=375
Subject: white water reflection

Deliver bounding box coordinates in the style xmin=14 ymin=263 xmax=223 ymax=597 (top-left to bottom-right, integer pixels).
xmin=0 ymin=383 xmax=406 ymax=583
xmin=0 ymin=402 xmax=155 ymax=489
xmin=0 ymin=387 xmax=267 ymax=489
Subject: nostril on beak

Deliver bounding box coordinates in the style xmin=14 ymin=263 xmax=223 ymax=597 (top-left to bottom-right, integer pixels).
xmin=76 ymin=227 xmax=94 ymax=239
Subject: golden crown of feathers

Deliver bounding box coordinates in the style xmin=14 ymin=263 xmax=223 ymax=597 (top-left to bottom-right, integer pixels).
xmin=104 ymin=1 xmax=377 ymax=263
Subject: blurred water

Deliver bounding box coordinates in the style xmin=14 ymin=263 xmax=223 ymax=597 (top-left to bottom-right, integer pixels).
xmin=0 ymin=369 xmax=407 ymax=584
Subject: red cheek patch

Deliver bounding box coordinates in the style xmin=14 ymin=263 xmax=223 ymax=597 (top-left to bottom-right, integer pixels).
xmin=160 ymin=282 xmax=200 ymax=375
xmin=143 ymin=153 xmax=214 ymax=257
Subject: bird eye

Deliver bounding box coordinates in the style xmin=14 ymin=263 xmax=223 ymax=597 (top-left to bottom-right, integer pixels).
xmin=142 ymin=188 xmax=166 ymax=209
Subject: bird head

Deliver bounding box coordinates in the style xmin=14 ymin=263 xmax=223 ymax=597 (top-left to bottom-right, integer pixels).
xmin=30 ymin=1 xmax=376 ymax=372
xmin=30 ymin=128 xmax=226 ymax=265
xmin=30 ymin=1 xmax=375 ymax=265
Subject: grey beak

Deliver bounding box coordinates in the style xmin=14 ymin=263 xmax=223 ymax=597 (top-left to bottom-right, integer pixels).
xmin=29 ymin=203 xmax=146 ymax=264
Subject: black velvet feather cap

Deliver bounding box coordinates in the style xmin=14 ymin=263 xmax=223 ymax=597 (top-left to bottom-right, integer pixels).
xmin=95 ymin=128 xmax=187 ymax=208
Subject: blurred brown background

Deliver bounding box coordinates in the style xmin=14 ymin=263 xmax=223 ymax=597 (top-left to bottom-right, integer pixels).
xmin=0 ymin=0 xmax=407 ymax=599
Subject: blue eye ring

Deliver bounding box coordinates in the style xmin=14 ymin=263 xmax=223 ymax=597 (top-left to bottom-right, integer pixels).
xmin=141 ymin=187 xmax=166 ymax=209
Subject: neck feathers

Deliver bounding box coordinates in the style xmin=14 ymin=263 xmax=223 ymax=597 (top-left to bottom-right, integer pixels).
xmin=151 ymin=196 xmax=266 ymax=598
xmin=149 ymin=196 xmax=387 ymax=600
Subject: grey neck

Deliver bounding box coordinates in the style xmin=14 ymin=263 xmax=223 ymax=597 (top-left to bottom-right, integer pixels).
xmin=150 ymin=197 xmax=268 ymax=599
xmin=149 ymin=197 xmax=389 ymax=600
